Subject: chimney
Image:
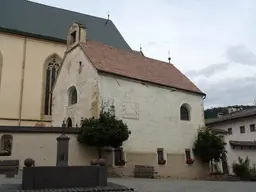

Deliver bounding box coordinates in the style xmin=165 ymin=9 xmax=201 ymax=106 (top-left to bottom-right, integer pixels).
xmin=67 ymin=22 xmax=87 ymax=51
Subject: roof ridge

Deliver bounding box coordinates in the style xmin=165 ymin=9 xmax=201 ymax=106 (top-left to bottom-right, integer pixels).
xmin=81 ymin=40 xmax=204 ymax=95
xmin=26 ymin=0 xmax=109 ymax=22
xmin=83 ymin=40 xmax=202 ymax=93
xmin=84 ymin=40 xmax=175 ymax=67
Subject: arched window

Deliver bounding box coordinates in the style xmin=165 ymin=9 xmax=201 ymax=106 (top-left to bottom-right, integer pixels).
xmin=68 ymin=86 xmax=77 ymax=105
xmin=43 ymin=54 xmax=61 ymax=116
xmin=67 ymin=117 xmax=72 ymax=127
xmin=1 ymin=134 xmax=13 ymax=156
xmin=0 ymin=51 xmax=3 ymax=90
xmin=180 ymin=104 xmax=190 ymax=121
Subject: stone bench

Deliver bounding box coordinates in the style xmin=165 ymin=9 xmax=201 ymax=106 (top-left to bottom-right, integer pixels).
xmin=134 ymin=165 xmax=158 ymax=178
xmin=0 ymin=160 xmax=19 ymax=177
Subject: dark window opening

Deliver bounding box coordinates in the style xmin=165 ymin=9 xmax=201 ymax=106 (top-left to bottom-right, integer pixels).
xmin=70 ymin=31 xmax=77 ymax=44
xmin=157 ymin=148 xmax=164 ymax=161
xmin=44 ymin=55 xmax=60 ymax=115
xmin=250 ymin=124 xmax=255 ymax=132
xmin=114 ymin=148 xmax=125 ymax=166
xmin=67 ymin=117 xmax=72 ymax=128
xmin=180 ymin=105 xmax=190 ymax=121
xmin=185 ymin=149 xmax=191 ymax=160
xmin=240 ymin=126 xmax=245 ymax=134
xmin=157 ymin=148 xmax=166 ymax=165
xmin=228 ymin=128 xmax=232 ymax=135
xmin=68 ymin=86 xmax=77 ymax=105
xmin=0 ymin=135 xmax=13 ymax=156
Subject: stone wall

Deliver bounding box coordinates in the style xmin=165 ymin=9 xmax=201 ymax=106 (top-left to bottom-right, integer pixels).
xmin=0 ymin=127 xmax=96 ymax=168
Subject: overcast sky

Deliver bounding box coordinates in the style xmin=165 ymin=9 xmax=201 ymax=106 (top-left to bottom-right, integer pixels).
xmin=31 ymin=0 xmax=256 ymax=109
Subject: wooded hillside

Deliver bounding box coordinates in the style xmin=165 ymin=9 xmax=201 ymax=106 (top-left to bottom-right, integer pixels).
xmin=204 ymin=105 xmax=256 ymax=119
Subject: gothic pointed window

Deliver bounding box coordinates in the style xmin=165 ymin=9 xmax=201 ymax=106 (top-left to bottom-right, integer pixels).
xmin=43 ymin=54 xmax=61 ymax=116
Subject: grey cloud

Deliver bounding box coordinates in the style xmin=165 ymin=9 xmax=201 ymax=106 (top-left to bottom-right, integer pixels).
xmin=226 ymin=45 xmax=256 ymax=65
xmin=146 ymin=41 xmax=159 ymax=47
xmin=199 ymin=76 xmax=256 ymax=108
xmin=186 ymin=45 xmax=256 ymax=79
xmin=185 ymin=62 xmax=230 ymax=78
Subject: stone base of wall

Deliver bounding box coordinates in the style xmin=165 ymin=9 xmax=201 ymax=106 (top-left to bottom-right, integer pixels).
xmin=0 ymin=130 xmax=208 ymax=179
xmin=109 ymin=152 xmax=209 ymax=179
xmin=0 ymin=132 xmax=96 ymax=167
xmin=0 ymin=119 xmax=52 ymax=127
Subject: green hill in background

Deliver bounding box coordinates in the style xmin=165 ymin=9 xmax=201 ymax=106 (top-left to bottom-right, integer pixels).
xmin=204 ymin=105 xmax=256 ymax=119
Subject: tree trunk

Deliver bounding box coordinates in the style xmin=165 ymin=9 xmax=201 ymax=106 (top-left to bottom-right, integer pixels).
xmin=97 ymin=147 xmax=102 ymax=158
xmin=210 ymin=160 xmax=213 ymax=175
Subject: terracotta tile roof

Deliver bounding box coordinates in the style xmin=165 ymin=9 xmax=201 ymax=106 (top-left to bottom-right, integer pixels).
xmin=81 ymin=41 xmax=205 ymax=95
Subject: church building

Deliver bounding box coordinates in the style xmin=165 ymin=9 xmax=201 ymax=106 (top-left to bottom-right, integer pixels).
xmin=51 ymin=22 xmax=207 ymax=178
xmin=0 ymin=0 xmax=131 ymax=126
xmin=0 ymin=0 xmax=208 ymax=179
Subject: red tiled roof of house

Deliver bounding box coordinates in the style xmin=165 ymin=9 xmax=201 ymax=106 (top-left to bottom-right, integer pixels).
xmin=81 ymin=41 xmax=205 ymax=95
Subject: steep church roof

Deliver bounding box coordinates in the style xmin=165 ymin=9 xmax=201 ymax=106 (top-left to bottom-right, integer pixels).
xmin=81 ymin=41 xmax=205 ymax=95
xmin=0 ymin=0 xmax=131 ymax=51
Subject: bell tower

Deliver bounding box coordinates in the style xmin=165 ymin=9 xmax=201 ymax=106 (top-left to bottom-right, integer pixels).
xmin=67 ymin=22 xmax=87 ymax=51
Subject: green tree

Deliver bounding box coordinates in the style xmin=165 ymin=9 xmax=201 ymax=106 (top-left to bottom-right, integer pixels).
xmin=232 ymin=157 xmax=251 ymax=180
xmin=194 ymin=127 xmax=226 ymax=173
xmin=77 ymin=104 xmax=131 ymax=158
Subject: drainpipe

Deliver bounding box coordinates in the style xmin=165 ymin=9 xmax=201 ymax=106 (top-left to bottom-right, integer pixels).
xmin=202 ymin=94 xmax=207 ymax=126
xmin=18 ymin=37 xmax=27 ymax=126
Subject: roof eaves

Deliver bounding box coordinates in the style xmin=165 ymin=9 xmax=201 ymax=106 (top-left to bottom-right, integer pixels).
xmin=211 ymin=128 xmax=228 ymax=134
xmin=0 ymin=27 xmax=66 ymax=44
xmin=97 ymin=70 xmax=206 ymax=96
xmin=27 ymin=0 xmax=109 ymax=22
xmin=229 ymin=140 xmax=256 ymax=148
xmin=206 ymin=110 xmax=256 ymax=125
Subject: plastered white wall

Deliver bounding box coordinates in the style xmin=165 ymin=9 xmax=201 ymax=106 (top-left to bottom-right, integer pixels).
xmin=52 ymin=47 xmax=100 ymax=127
xmin=210 ymin=117 xmax=256 ymax=173
xmin=53 ymin=45 xmax=205 ymax=155
xmin=0 ymin=32 xmax=65 ymax=125
xmin=0 ymin=133 xmax=96 ymax=167
xmin=99 ymin=74 xmax=205 ymax=153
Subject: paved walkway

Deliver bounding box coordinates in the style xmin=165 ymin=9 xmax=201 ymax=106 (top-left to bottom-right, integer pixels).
xmin=1 ymin=174 xmax=256 ymax=192
xmin=109 ymin=178 xmax=256 ymax=192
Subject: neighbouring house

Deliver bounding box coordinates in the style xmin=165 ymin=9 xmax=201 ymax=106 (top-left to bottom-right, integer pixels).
xmin=49 ymin=22 xmax=208 ymax=178
xmin=0 ymin=0 xmax=131 ymax=126
xmin=206 ymin=108 xmax=256 ymax=174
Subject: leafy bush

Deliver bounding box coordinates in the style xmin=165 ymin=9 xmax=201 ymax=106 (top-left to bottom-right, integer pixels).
xmin=232 ymin=157 xmax=251 ymax=180
xmin=194 ymin=127 xmax=226 ymax=163
xmin=77 ymin=104 xmax=131 ymax=157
